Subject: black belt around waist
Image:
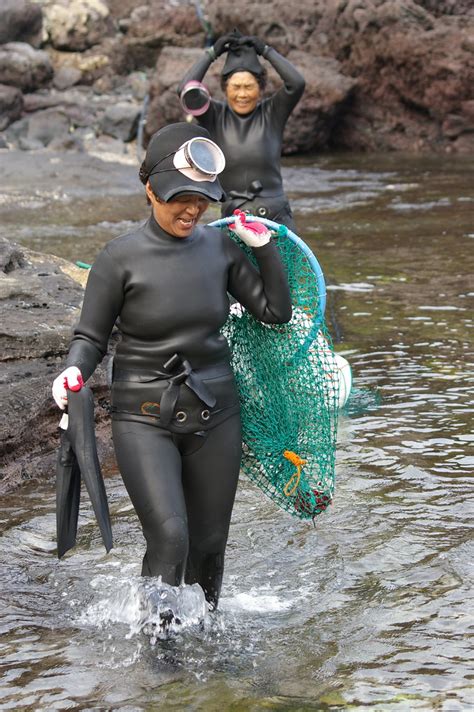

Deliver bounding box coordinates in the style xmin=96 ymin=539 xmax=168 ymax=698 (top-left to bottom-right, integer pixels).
xmin=113 ymin=355 xmax=231 ymax=427
xmin=222 ymin=192 xmax=289 ymax=219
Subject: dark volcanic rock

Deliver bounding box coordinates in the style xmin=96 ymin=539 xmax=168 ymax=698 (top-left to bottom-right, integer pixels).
xmin=0 ymin=84 xmax=24 ymax=132
xmin=199 ymin=0 xmax=474 ymax=153
xmin=100 ymin=101 xmax=140 ymax=141
xmin=0 ymin=0 xmax=43 ymax=47
xmin=415 ymin=0 xmax=474 ymax=16
xmin=6 ymin=108 xmax=72 ymax=149
xmin=53 ymin=66 xmax=83 ymax=91
xmin=1 ymin=0 xmax=472 ymax=154
xmin=0 ymin=238 xmax=115 ymax=495
xmin=0 ymin=42 xmax=54 ymax=93
xmin=123 ymin=1 xmax=204 ymax=47
xmin=282 ymin=51 xmax=357 ymax=153
xmin=315 ymin=0 xmax=474 ymax=152
xmin=115 ymin=1 xmax=205 ymax=71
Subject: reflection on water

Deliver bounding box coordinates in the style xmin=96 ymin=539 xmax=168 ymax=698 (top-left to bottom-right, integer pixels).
xmin=0 ymin=151 xmax=473 ymax=709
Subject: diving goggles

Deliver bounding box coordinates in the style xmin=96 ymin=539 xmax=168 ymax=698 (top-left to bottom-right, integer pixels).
xmin=150 ymin=137 xmax=226 ymax=183
xmin=180 ymin=80 xmax=211 ymax=117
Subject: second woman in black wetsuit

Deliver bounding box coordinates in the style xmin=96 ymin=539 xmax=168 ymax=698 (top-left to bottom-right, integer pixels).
xmin=52 ymin=122 xmax=292 ymax=615
xmin=178 ymin=32 xmax=305 ymax=231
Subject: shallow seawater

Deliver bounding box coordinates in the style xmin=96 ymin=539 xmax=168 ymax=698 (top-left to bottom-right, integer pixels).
xmin=0 ymin=150 xmax=473 ymax=710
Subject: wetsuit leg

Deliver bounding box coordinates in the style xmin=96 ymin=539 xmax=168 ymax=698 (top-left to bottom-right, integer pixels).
xmin=181 ymin=413 xmax=242 ymax=609
xmin=111 ymin=419 xmax=189 ymax=584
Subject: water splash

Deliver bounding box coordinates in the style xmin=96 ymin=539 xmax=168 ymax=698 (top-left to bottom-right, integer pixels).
xmin=77 ymin=576 xmax=209 ymax=642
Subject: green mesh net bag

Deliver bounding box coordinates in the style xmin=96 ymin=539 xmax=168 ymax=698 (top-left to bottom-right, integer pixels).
xmin=209 ymin=216 xmax=340 ymax=521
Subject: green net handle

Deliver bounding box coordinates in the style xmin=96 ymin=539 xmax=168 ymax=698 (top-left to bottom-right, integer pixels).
xmin=208 ymin=215 xmax=327 ymax=357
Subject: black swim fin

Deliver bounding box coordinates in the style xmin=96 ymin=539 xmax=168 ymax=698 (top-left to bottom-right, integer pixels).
xmin=56 ymin=431 xmax=81 ymax=558
xmin=56 ymin=386 xmax=113 ymax=557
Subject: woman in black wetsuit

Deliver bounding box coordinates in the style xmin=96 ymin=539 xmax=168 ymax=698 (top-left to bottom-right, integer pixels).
xmin=52 ymin=122 xmax=291 ymax=615
xmin=178 ymin=31 xmax=305 ymax=231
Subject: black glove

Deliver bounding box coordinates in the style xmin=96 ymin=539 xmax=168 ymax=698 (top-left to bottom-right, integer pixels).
xmin=212 ymin=30 xmax=242 ymax=58
xmin=246 ymin=35 xmax=268 ymax=56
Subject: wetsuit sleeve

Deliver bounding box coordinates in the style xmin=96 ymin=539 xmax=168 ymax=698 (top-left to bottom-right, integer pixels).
xmin=227 ymin=239 xmax=292 ymax=324
xmin=177 ymin=52 xmax=213 ymax=96
xmin=176 ymin=51 xmax=218 ymax=129
xmin=66 ymin=247 xmax=124 ymax=380
xmin=264 ymin=47 xmax=305 ymax=120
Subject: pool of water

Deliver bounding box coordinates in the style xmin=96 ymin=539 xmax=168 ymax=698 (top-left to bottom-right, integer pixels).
xmin=1 ymin=150 xmax=473 ymax=710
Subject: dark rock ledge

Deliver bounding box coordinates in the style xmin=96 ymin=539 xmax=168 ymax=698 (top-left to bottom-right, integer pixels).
xmin=0 ymin=237 xmax=116 ymax=495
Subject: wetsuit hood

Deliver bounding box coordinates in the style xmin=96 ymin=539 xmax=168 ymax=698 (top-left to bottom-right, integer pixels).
xmin=222 ymin=44 xmax=263 ymax=80
xmin=145 ymin=123 xmax=225 ymax=203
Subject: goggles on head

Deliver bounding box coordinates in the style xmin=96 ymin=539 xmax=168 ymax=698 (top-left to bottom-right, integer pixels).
xmin=173 ymin=138 xmax=225 ymax=182
xmin=149 ymin=137 xmax=226 ymax=184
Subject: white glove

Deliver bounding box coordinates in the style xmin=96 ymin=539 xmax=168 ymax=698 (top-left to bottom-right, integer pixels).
xmin=52 ymin=366 xmax=84 ymax=410
xmin=230 ymin=210 xmax=271 ymax=248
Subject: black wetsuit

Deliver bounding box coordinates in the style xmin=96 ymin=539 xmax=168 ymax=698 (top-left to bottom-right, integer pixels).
xmin=66 ymin=213 xmax=291 ymax=607
xmin=178 ymin=49 xmax=305 ymax=230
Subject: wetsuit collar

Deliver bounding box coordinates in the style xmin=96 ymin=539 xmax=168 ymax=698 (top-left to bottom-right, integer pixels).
xmin=227 ymin=102 xmax=260 ymax=119
xmin=145 ymin=211 xmax=197 ymax=244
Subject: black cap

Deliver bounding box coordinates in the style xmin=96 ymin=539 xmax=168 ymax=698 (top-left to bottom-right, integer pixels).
xmin=145 ymin=123 xmax=225 ymax=203
xmin=222 ymin=44 xmax=263 ymax=80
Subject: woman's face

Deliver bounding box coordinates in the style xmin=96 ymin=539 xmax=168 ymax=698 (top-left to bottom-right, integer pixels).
xmin=146 ymin=183 xmax=210 ymax=238
xmin=225 ymin=71 xmax=261 ymax=115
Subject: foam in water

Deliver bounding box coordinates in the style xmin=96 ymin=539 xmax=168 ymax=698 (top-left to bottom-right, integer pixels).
xmin=221 ymin=591 xmax=294 ymax=613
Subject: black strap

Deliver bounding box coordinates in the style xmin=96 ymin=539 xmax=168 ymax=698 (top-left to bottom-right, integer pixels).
xmin=113 ymin=355 xmax=218 ymax=426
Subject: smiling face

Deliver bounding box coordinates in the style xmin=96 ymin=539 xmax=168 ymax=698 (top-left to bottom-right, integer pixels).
xmin=225 ymin=71 xmax=261 ymax=115
xmin=146 ymin=182 xmax=209 ymax=238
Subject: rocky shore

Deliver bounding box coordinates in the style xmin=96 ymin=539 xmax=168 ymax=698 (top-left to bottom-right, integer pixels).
xmin=0 ymin=148 xmax=141 ymax=493
xmin=0 ymin=232 xmax=118 ymax=495
xmin=0 ymin=0 xmax=473 ymax=155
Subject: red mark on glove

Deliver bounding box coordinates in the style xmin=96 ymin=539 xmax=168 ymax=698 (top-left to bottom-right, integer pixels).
xmin=230 ymin=210 xmax=269 ymax=236
xmin=64 ymin=374 xmax=84 ymax=392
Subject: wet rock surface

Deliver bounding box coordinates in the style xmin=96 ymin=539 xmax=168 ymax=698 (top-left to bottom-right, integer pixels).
xmin=0 ymin=0 xmax=471 ymax=154
xmin=0 ymin=149 xmax=140 ymax=493
xmin=0 ymin=236 xmax=116 ymax=495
